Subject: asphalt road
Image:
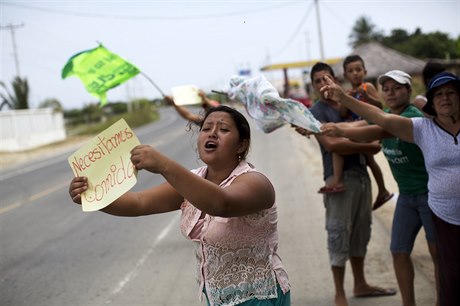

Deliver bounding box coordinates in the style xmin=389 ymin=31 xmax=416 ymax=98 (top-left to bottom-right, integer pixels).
xmin=0 ymin=106 xmax=436 ymax=306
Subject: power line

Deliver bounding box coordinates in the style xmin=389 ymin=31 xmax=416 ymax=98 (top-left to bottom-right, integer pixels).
xmin=3 ymin=2 xmax=304 ymax=20
xmin=270 ymin=0 xmax=315 ymax=59
xmin=0 ymin=23 xmax=25 ymax=77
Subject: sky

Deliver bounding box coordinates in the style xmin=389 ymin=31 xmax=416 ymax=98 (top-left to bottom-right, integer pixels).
xmin=1 ymin=0 xmax=459 ymax=110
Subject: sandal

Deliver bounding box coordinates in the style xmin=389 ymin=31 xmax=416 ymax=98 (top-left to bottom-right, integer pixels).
xmin=372 ymin=192 xmax=394 ymax=210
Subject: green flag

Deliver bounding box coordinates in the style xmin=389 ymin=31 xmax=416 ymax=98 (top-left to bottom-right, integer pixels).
xmin=62 ymin=44 xmax=140 ymax=106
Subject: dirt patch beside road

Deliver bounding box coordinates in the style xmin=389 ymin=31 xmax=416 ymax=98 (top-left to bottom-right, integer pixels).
xmin=0 ymin=136 xmax=92 ymax=171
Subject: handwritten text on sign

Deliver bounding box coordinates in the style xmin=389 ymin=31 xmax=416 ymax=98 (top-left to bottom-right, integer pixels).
xmin=68 ymin=119 xmax=141 ymax=212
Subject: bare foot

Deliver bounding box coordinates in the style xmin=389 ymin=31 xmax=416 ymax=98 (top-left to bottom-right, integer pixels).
xmin=354 ymin=284 xmax=397 ymax=297
xmin=335 ymin=294 xmax=348 ymax=306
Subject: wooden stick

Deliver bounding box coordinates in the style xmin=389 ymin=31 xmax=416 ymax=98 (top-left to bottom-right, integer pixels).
xmin=211 ymin=90 xmax=228 ymax=96
xmin=140 ymin=72 xmax=165 ymax=97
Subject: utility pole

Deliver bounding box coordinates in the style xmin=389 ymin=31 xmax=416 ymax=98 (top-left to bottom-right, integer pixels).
xmin=314 ymin=0 xmax=325 ymax=60
xmin=305 ymin=31 xmax=312 ymax=61
xmin=0 ymin=23 xmax=25 ymax=77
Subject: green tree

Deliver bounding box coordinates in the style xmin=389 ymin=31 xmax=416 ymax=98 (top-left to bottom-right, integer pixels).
xmin=349 ymin=16 xmax=460 ymax=60
xmin=383 ymin=29 xmax=410 ymax=46
xmin=104 ymin=101 xmax=128 ymax=115
xmin=348 ymin=16 xmax=383 ymax=48
xmin=39 ymin=98 xmax=63 ymax=112
xmin=381 ymin=28 xmax=459 ymax=59
xmin=0 ymin=76 xmax=30 ymax=110
xmin=64 ymin=108 xmax=85 ymax=127
xmin=81 ymin=103 xmax=103 ymax=124
xmin=410 ymin=31 xmax=458 ymax=59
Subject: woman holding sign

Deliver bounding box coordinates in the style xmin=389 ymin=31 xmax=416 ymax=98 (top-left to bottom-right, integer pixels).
xmin=69 ymin=105 xmax=291 ymax=306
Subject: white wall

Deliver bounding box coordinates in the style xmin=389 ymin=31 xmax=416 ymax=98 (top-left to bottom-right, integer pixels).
xmin=0 ymin=108 xmax=66 ymax=152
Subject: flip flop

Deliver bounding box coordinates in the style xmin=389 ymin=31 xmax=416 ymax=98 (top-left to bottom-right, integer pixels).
xmin=354 ymin=287 xmax=397 ymax=298
xmin=372 ymin=192 xmax=394 ymax=210
xmin=317 ymin=185 xmax=346 ymax=194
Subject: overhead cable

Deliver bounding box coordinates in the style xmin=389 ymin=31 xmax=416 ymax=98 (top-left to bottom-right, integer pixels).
xmin=4 ymin=1 xmax=304 ymax=20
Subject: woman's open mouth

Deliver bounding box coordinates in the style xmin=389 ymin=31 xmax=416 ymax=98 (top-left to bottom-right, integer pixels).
xmin=204 ymin=141 xmax=217 ymax=149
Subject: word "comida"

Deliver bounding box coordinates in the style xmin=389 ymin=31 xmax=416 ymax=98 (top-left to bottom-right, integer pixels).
xmin=83 ymin=156 xmax=136 ymax=203
xmin=71 ymin=127 xmax=134 ymax=176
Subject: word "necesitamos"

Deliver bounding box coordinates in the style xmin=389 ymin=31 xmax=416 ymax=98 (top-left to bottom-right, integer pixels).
xmin=71 ymin=127 xmax=134 ymax=176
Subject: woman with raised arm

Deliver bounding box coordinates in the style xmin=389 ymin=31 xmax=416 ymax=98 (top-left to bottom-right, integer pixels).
xmin=321 ymin=71 xmax=460 ymax=306
xmin=69 ymin=105 xmax=290 ymax=306
xmin=165 ymin=89 xmax=220 ymax=125
xmin=321 ymin=70 xmax=439 ymax=306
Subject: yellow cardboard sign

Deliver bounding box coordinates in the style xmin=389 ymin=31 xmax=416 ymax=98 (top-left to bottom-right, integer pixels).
xmin=68 ymin=119 xmax=141 ymax=212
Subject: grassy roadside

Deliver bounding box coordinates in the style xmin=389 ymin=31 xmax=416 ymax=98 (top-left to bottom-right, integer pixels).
xmin=67 ymin=106 xmax=159 ymax=136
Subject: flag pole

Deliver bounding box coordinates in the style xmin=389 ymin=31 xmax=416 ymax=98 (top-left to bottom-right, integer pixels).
xmin=140 ymin=72 xmax=165 ymax=97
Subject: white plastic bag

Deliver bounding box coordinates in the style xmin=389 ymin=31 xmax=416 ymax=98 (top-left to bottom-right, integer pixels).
xmin=228 ymin=75 xmax=321 ymax=133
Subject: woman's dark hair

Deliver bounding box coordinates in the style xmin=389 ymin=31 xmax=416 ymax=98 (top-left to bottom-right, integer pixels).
xmin=200 ymin=105 xmax=251 ymax=160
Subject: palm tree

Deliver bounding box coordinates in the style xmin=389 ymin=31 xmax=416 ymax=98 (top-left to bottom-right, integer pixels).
xmin=0 ymin=76 xmax=30 ymax=110
xmin=349 ymin=16 xmax=383 ymax=48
